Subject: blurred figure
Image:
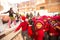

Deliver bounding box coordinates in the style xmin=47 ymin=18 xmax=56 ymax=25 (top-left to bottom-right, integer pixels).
xmin=1 ymin=8 xmax=16 ymax=27
xmin=14 ymin=16 xmax=29 ymax=40
xmin=30 ymin=12 xmax=33 ymax=19
xmin=28 ymin=17 xmax=35 ymax=40
xmin=34 ymin=20 xmax=44 ymax=40
xmin=54 ymin=15 xmax=60 ymax=40
xmin=48 ymin=18 xmax=59 ymax=40
xmin=15 ymin=13 xmax=20 ymax=22
xmin=4 ymin=8 xmax=15 ymax=17
xmin=41 ymin=16 xmax=50 ymax=40
xmin=26 ymin=13 xmax=30 ymax=19
xmin=36 ymin=12 xmax=41 ymax=19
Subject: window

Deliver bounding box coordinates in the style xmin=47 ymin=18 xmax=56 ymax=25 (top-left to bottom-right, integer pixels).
xmin=40 ymin=6 xmax=45 ymax=9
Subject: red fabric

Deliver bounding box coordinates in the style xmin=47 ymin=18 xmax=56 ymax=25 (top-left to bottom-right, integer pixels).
xmin=34 ymin=20 xmax=44 ymax=40
xmin=56 ymin=23 xmax=60 ymax=35
xmin=21 ymin=16 xmax=26 ymax=20
xmin=28 ymin=25 xmax=33 ymax=36
xmin=41 ymin=16 xmax=48 ymax=20
xmin=49 ymin=26 xmax=59 ymax=36
xmin=43 ymin=22 xmax=49 ymax=32
xmin=32 ymin=17 xmax=36 ymax=23
xmin=53 ymin=15 xmax=60 ymax=21
xmin=35 ymin=29 xmax=44 ymax=40
xmin=15 ymin=21 xmax=28 ymax=32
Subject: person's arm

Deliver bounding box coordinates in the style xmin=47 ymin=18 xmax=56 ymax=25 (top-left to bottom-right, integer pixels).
xmin=14 ymin=23 xmax=22 ymax=32
xmin=1 ymin=11 xmax=9 ymax=14
xmin=56 ymin=26 xmax=60 ymax=30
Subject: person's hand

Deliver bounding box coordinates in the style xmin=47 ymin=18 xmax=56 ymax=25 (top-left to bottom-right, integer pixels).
xmin=1 ymin=13 xmax=3 ymax=14
xmin=43 ymin=29 xmax=45 ymax=32
xmin=1 ymin=12 xmax=5 ymax=14
xmin=56 ymin=26 xmax=60 ymax=30
xmin=49 ymin=33 xmax=53 ymax=36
